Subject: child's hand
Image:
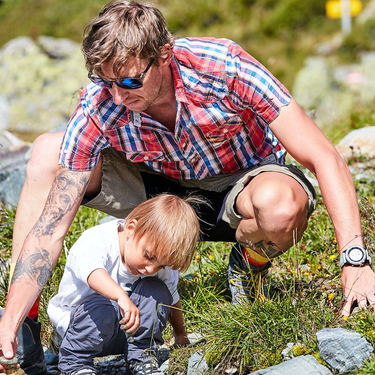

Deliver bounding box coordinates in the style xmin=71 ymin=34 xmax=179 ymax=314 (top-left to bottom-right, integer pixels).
xmin=118 ymin=295 xmax=140 ymax=334
xmin=173 ymin=332 xmax=190 ymax=347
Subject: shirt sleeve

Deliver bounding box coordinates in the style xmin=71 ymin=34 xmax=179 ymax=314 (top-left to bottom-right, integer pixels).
xmin=58 ymin=85 xmax=111 ymax=171
xmin=225 ymin=42 xmax=292 ymax=124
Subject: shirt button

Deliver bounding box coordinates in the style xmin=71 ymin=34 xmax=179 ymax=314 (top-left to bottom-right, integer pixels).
xmin=144 ymin=156 xmax=149 ymax=160
xmin=223 ymin=129 xmax=228 ymax=134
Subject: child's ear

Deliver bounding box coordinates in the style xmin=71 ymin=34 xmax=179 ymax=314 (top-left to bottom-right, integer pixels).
xmin=125 ymin=219 xmax=138 ymax=237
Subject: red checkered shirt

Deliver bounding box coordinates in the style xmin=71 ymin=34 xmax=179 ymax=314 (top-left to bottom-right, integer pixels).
xmin=59 ymin=37 xmax=291 ymax=180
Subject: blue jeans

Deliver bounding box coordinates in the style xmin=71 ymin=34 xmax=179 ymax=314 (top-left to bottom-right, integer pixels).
xmin=58 ymin=277 xmax=173 ymax=373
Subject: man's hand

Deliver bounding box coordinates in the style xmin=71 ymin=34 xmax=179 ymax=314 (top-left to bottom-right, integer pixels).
xmin=341 ymin=264 xmax=375 ymax=316
xmin=0 ymin=328 xmax=18 ymax=373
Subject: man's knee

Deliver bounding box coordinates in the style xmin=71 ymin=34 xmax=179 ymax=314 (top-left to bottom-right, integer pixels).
xmin=237 ymin=175 xmax=309 ymax=246
xmin=254 ymin=185 xmax=306 ymax=230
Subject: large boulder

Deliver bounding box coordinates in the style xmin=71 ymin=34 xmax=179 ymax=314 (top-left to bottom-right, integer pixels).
xmin=336 ymin=126 xmax=375 ymax=159
xmin=0 ymin=36 xmax=88 ymax=134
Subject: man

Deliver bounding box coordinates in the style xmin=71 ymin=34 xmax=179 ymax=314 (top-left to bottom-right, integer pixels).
xmin=1 ymin=1 xmax=375 ymax=373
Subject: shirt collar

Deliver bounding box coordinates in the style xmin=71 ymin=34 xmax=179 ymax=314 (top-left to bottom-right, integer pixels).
xmin=170 ymin=56 xmax=188 ymax=104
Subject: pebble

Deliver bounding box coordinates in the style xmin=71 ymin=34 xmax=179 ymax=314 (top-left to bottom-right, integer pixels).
xmin=186 ymin=351 xmax=209 ymax=375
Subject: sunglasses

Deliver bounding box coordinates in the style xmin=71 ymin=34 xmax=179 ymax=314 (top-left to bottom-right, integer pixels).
xmin=88 ymin=59 xmax=154 ymax=90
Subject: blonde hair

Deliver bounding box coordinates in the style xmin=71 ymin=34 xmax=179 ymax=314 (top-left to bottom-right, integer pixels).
xmin=125 ymin=194 xmax=202 ymax=273
xmin=82 ymin=0 xmax=175 ymax=76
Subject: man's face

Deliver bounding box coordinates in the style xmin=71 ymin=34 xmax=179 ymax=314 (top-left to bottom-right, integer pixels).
xmin=101 ymin=56 xmax=164 ymax=112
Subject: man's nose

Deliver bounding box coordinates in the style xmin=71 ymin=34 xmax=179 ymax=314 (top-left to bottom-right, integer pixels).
xmin=109 ymin=85 xmax=129 ymax=105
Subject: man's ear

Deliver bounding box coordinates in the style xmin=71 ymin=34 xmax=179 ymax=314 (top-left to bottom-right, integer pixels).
xmin=125 ymin=219 xmax=137 ymax=237
xmin=158 ymin=44 xmax=173 ymax=67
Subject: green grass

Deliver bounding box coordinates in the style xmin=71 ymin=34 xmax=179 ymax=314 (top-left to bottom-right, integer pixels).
xmin=2 ymin=194 xmax=375 ymax=373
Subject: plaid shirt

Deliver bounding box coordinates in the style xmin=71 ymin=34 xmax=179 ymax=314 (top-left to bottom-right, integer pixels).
xmin=59 ymin=37 xmax=291 ymax=180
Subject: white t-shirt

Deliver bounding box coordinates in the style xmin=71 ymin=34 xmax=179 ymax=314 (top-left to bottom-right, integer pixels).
xmin=47 ymin=219 xmax=180 ymax=338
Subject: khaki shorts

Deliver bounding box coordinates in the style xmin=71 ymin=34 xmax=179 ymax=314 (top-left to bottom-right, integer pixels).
xmin=83 ymin=148 xmax=317 ymax=241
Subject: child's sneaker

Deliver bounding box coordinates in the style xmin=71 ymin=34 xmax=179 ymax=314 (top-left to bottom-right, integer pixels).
xmin=128 ymin=355 xmax=164 ymax=375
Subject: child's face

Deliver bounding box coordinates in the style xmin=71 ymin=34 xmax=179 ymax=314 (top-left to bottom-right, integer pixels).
xmin=123 ymin=220 xmax=166 ymax=276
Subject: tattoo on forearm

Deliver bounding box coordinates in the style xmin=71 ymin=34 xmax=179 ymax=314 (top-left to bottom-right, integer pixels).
xmin=32 ymin=167 xmax=90 ymax=237
xmin=12 ymin=248 xmax=53 ymax=288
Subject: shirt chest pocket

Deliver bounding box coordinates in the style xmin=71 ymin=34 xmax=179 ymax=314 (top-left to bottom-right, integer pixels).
xmin=204 ymin=123 xmax=243 ymax=148
xmin=126 ymin=151 xmax=165 ymax=163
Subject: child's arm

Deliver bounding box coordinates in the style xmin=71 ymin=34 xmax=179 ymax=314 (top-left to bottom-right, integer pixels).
xmin=169 ymin=300 xmax=190 ymax=346
xmin=87 ymin=268 xmax=140 ymax=334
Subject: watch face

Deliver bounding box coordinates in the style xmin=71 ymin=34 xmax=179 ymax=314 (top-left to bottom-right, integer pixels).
xmin=348 ymin=247 xmax=364 ymax=263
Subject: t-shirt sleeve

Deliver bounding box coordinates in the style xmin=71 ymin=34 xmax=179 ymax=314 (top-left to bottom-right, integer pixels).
xmin=158 ymin=268 xmax=180 ymax=305
xmin=66 ymin=226 xmax=110 ymax=285
xmin=225 ymin=42 xmax=292 ymax=124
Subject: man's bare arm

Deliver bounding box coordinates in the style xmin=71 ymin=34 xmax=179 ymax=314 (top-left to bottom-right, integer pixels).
xmin=0 ymin=166 xmax=92 ymax=360
xmin=10 ymin=166 xmax=91 ymax=290
xmin=269 ymin=98 xmax=375 ymax=314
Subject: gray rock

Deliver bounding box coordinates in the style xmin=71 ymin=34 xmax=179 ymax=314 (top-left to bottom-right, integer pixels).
xmin=281 ymin=342 xmax=296 ymax=361
xmin=250 ymin=355 xmax=332 ymax=374
xmin=0 ymin=36 xmax=87 ymax=134
xmin=38 ymin=36 xmax=81 ymax=60
xmin=0 ymin=163 xmax=27 ymax=209
xmin=316 ymin=328 xmax=374 ymax=372
xmin=0 ymin=95 xmax=9 ymax=132
xmin=336 ymin=126 xmax=375 ymax=160
xmin=0 ymin=131 xmax=32 ymax=208
xmin=159 ymin=359 xmax=169 ymax=373
xmin=187 ymin=351 xmax=209 ymax=375
xmin=188 ymin=332 xmax=206 ymax=346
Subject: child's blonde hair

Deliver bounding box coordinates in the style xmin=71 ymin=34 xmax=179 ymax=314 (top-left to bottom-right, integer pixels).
xmin=125 ymin=194 xmax=202 ymax=273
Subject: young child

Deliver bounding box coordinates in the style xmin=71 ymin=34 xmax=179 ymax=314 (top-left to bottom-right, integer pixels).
xmin=47 ymin=194 xmax=201 ymax=375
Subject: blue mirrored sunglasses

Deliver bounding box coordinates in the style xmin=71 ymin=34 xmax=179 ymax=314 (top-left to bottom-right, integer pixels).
xmin=88 ymin=59 xmax=154 ymax=90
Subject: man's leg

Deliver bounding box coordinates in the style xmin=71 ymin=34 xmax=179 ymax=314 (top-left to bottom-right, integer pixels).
xmin=225 ymin=167 xmax=316 ymax=303
xmin=235 ymin=171 xmax=310 ymax=255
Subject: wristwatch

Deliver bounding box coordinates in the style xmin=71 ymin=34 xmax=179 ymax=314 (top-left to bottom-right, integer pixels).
xmin=340 ymin=246 xmax=371 ymax=268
